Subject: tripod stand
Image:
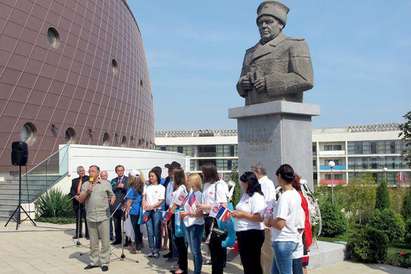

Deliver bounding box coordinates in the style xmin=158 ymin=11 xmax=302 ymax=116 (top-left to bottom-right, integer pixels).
xmin=62 ymin=204 xmax=88 ymax=250
xmin=4 ymin=165 xmax=37 ymax=230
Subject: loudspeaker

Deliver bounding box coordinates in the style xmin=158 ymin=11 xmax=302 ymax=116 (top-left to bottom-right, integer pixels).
xmin=11 ymin=141 xmax=28 ymax=166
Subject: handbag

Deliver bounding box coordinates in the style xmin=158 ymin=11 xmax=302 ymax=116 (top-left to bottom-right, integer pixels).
xmin=174 ymin=208 xmax=185 ymax=238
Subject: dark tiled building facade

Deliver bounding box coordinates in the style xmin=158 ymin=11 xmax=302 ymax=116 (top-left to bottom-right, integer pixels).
xmin=0 ymin=0 xmax=154 ymax=171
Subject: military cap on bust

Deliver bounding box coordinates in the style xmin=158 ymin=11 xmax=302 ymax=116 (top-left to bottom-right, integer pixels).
xmin=257 ymin=1 xmax=290 ymax=26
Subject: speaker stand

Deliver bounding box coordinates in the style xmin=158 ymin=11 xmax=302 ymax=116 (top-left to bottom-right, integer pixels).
xmin=4 ymin=165 xmax=37 ymax=230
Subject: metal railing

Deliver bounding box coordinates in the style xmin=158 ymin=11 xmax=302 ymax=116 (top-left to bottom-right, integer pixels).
xmin=8 ymin=145 xmax=70 ymax=203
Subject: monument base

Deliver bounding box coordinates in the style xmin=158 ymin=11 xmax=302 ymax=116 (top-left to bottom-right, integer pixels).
xmin=229 ymin=100 xmax=320 ymax=189
xmin=229 ymin=101 xmax=320 ymax=274
xmin=229 ymin=100 xmax=320 ymax=274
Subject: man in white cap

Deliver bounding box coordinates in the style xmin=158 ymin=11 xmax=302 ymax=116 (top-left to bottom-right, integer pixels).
xmin=237 ymin=1 xmax=314 ymax=105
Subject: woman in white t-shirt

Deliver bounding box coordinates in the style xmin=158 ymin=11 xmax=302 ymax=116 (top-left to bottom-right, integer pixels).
xmin=142 ymin=168 xmax=165 ymax=258
xmin=231 ymin=171 xmax=266 ymax=274
xmin=169 ymin=168 xmax=189 ymax=274
xmin=265 ymin=164 xmax=302 ymax=274
xmin=180 ymin=174 xmax=204 ymax=274
xmin=198 ymin=164 xmax=229 ymax=274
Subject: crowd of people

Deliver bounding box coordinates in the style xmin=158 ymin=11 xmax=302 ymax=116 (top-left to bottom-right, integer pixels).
xmin=69 ymin=161 xmax=313 ymax=274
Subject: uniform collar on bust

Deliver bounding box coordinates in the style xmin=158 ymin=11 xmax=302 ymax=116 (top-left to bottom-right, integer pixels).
xmin=260 ymin=32 xmax=287 ymax=47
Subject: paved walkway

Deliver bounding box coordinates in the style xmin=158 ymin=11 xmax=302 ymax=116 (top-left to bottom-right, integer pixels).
xmin=0 ymin=222 xmax=408 ymax=274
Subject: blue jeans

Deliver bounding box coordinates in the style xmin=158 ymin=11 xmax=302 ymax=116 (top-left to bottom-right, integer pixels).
xmin=292 ymin=258 xmax=304 ymax=274
xmin=185 ymin=224 xmax=204 ymax=274
xmin=145 ymin=210 xmax=162 ymax=253
xmin=272 ymin=241 xmax=298 ymax=274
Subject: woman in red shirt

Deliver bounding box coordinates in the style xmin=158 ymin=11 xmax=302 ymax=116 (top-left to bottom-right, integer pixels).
xmin=292 ymin=175 xmax=312 ymax=274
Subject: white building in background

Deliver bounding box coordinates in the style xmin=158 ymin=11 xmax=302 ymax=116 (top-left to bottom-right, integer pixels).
xmin=155 ymin=123 xmax=410 ymax=186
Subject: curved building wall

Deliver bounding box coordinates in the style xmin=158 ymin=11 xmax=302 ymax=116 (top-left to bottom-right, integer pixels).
xmin=0 ymin=0 xmax=154 ymax=171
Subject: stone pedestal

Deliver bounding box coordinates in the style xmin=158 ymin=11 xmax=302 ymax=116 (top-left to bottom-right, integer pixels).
xmin=229 ymin=100 xmax=320 ymax=189
xmin=229 ymin=100 xmax=320 ymax=274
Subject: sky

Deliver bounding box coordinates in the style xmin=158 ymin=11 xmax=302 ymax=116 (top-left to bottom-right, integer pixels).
xmin=129 ymin=0 xmax=411 ymax=130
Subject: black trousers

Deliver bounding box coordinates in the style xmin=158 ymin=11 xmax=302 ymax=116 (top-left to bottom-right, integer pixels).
xmin=236 ymin=229 xmax=265 ymax=274
xmin=112 ymin=209 xmax=123 ymax=242
xmin=73 ymin=204 xmax=88 ymax=237
xmin=205 ymin=216 xmax=225 ymax=274
xmin=130 ymin=214 xmax=143 ymax=248
xmin=175 ymin=236 xmax=188 ymax=272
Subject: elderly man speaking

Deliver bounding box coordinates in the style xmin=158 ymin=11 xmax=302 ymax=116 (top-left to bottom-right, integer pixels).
xmin=79 ymin=165 xmax=115 ymax=272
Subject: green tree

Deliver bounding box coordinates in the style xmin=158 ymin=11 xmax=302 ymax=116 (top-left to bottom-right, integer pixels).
xmin=375 ymin=179 xmax=390 ymax=210
xmin=399 ymin=111 xmax=411 ymax=167
xmin=230 ymin=167 xmax=241 ymax=206
xmin=368 ymin=208 xmax=405 ymax=243
xmin=340 ymin=175 xmax=376 ymax=224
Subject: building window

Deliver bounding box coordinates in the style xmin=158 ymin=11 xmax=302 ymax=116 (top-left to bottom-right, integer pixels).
xmin=198 ymin=145 xmax=216 ymax=157
xmin=160 ymin=146 xmax=166 ymax=151
xmin=112 ymin=59 xmax=118 ymax=75
xmin=177 ymin=146 xmax=184 ymax=153
xmin=229 ymin=145 xmax=235 ymax=157
xmin=47 ymin=27 xmax=60 ymax=49
xmin=370 ymin=142 xmax=377 ymax=154
xmin=355 ymin=143 xmax=363 ymax=154
xmin=20 ymin=122 xmax=37 ymax=145
xmin=227 ymin=160 xmax=233 ymax=171
xmin=103 ymin=133 xmax=110 ymax=146
xmin=65 ymin=127 xmax=76 ymax=143
xmin=140 ymin=79 xmax=143 ymax=87
xmin=390 ymin=141 xmax=396 ymax=154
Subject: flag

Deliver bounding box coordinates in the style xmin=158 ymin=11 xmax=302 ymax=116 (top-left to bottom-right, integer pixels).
xmin=210 ymin=205 xmax=231 ymax=222
xmin=188 ymin=193 xmax=197 ymax=212
xmin=220 ymin=209 xmax=231 ymax=222
xmin=209 ymin=204 xmax=222 ymax=218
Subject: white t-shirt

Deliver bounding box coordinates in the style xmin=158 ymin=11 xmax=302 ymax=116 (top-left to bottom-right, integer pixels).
xmin=235 ymin=192 xmax=266 ymax=232
xmin=259 ymin=176 xmax=276 ymax=204
xmin=143 ymin=184 xmax=165 ymax=209
xmin=292 ymin=206 xmax=306 ymax=259
xmin=202 ymin=180 xmax=229 ymax=213
xmin=271 ymin=189 xmax=302 ymax=242
xmin=183 ymin=190 xmax=205 ymax=227
xmin=172 ymin=185 xmax=188 ymax=207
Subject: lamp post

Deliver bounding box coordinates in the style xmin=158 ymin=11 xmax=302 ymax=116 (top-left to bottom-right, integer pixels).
xmin=329 ymin=160 xmax=336 ymax=204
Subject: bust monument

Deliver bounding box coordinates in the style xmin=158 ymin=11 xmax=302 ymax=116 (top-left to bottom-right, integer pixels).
xmin=236 ymin=1 xmax=314 ymax=105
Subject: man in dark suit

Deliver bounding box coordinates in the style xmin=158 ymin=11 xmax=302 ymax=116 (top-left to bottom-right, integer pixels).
xmin=110 ymin=165 xmax=128 ymax=245
xmin=70 ymin=165 xmax=89 ymax=239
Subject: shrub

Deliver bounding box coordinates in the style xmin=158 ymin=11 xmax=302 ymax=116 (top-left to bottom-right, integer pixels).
xmin=404 ymin=219 xmax=411 ymax=247
xmin=35 ymin=188 xmax=73 ymax=218
xmin=385 ymin=248 xmax=411 ymax=268
xmin=338 ymin=179 xmax=376 ymax=225
xmin=320 ymin=199 xmax=347 ymax=237
xmin=368 ymin=209 xmax=405 ymax=243
xmin=346 ymin=225 xmax=388 ymax=263
xmin=375 ymin=180 xmax=390 ymax=210
xmin=402 ymin=188 xmax=411 ymax=220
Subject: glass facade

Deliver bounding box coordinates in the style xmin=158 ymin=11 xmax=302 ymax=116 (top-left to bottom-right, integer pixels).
xmin=348 ymin=156 xmax=405 ymax=170
xmin=347 ymin=140 xmax=403 ymax=155
xmin=156 ymin=135 xmax=409 ymax=186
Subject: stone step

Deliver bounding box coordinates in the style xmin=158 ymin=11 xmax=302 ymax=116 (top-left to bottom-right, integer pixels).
xmin=309 ymin=240 xmax=346 ymax=269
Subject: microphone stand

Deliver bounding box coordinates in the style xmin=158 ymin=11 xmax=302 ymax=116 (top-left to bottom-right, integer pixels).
xmin=61 ymin=200 xmax=87 ymax=253
xmin=110 ymin=188 xmax=139 ymax=264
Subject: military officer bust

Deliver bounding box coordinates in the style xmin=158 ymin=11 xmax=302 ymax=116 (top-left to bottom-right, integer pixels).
xmin=237 ymin=1 xmax=314 ymax=105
